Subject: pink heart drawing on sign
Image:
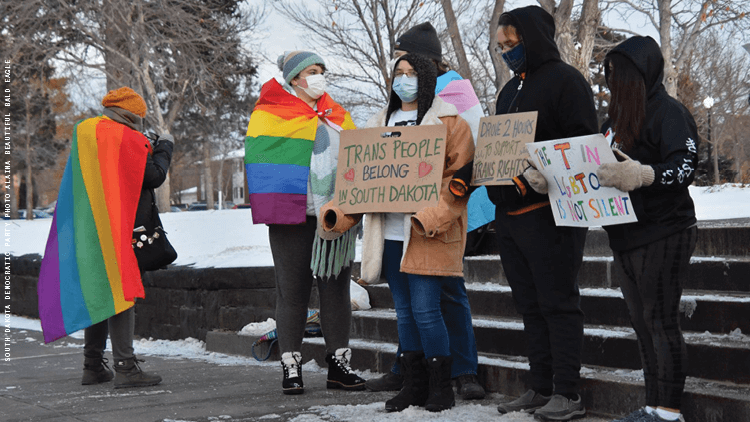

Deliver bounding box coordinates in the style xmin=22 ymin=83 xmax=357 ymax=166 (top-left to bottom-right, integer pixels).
xmin=418 ymin=161 xmax=433 ymax=178
xmin=344 ymin=168 xmax=355 ymax=181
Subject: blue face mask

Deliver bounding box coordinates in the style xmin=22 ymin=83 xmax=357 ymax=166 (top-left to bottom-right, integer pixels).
xmin=502 ymin=43 xmax=526 ymax=73
xmin=392 ymin=75 xmax=419 ymax=103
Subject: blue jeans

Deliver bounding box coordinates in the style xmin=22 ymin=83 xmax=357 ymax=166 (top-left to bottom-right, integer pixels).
xmin=383 ymin=240 xmax=477 ymax=374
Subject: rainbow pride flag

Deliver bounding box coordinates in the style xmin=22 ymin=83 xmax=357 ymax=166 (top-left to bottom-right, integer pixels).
xmin=38 ymin=116 xmax=150 ymax=343
xmin=244 ymin=79 xmax=355 ymax=224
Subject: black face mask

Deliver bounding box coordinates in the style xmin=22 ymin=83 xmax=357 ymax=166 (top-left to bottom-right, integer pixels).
xmin=502 ymin=43 xmax=527 ymax=73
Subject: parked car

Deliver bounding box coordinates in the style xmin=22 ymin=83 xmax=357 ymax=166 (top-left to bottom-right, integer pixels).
xmin=187 ymin=203 xmax=208 ymax=211
xmin=232 ymin=203 xmax=252 ymax=209
xmin=170 ymin=206 xmax=183 ymax=212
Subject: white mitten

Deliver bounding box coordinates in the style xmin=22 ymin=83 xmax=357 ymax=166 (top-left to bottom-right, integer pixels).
xmin=597 ymin=158 xmax=655 ymax=192
xmin=523 ymin=166 xmax=548 ymax=194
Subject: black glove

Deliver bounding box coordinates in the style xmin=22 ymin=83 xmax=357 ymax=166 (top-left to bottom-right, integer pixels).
xmin=449 ymin=161 xmax=476 ymax=198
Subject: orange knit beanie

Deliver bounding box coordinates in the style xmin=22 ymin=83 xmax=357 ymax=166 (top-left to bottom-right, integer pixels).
xmin=101 ymin=87 xmax=147 ymax=118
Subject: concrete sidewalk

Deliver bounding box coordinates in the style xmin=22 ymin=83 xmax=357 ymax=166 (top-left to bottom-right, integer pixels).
xmin=1 ymin=326 xmax=612 ymax=422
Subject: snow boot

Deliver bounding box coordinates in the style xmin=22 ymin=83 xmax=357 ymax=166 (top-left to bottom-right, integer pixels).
xmin=385 ymin=351 xmax=429 ymax=412
xmin=425 ymin=355 xmax=455 ymax=412
xmin=113 ymin=356 xmax=162 ymax=388
xmin=325 ymin=347 xmax=366 ymax=391
xmin=81 ymin=355 xmax=114 ymax=385
xmin=281 ymin=351 xmax=304 ymax=395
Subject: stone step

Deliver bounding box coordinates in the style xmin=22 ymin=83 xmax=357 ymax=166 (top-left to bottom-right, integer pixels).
xmin=364 ymin=284 xmax=750 ymax=335
xmin=462 ymin=255 xmax=750 ymax=292
xmin=348 ymin=309 xmax=750 ymax=384
xmin=474 ymin=221 xmax=750 ymax=258
xmin=205 ymin=332 xmax=750 ymax=420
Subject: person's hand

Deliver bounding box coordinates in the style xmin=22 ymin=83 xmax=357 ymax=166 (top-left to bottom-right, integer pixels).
xmin=159 ymin=133 xmax=174 ymax=144
xmin=597 ymin=152 xmax=654 ymax=192
xmin=522 ymin=166 xmax=547 ymax=194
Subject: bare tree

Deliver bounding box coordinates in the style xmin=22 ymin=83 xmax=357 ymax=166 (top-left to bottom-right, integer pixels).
xmin=602 ymin=0 xmax=750 ymax=97
xmin=6 ymin=0 xmax=263 ymax=211
xmin=439 ymin=0 xmax=473 ymax=81
xmin=273 ymin=0 xmax=445 ymax=118
xmin=687 ymin=28 xmax=750 ymax=184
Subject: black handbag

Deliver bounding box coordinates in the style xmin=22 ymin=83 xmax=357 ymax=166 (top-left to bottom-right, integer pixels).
xmin=132 ymin=199 xmax=177 ymax=271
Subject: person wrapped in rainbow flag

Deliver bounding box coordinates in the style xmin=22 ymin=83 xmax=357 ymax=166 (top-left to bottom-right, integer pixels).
xmin=244 ymin=51 xmax=366 ymax=395
xmin=38 ymin=86 xmax=172 ymax=388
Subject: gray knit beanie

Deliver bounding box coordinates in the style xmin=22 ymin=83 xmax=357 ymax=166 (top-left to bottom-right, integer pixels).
xmin=277 ymin=51 xmax=326 ymax=85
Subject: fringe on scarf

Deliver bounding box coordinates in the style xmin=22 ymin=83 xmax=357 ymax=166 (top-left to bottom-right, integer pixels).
xmin=310 ymin=223 xmax=361 ymax=280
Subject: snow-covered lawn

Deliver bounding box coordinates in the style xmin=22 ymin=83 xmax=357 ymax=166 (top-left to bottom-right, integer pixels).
xmin=5 ymin=184 xmax=749 ymax=269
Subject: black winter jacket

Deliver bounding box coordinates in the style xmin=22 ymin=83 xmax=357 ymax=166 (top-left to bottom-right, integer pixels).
xmin=601 ymin=36 xmax=699 ymax=251
xmin=487 ymin=6 xmax=599 ymax=213
xmin=134 ymin=138 xmax=173 ymax=231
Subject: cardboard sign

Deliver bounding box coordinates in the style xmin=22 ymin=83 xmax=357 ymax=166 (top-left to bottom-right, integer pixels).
xmin=526 ymin=134 xmax=638 ymax=227
xmin=335 ymin=125 xmax=447 ymax=213
xmin=472 ymin=111 xmax=538 ymax=186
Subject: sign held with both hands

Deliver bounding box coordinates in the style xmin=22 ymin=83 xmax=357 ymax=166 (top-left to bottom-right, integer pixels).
xmin=334 ymin=125 xmax=447 ymax=214
xmin=526 ymin=134 xmax=638 ymax=227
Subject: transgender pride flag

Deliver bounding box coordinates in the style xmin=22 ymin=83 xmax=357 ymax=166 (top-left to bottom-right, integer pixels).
xmin=437 ymin=71 xmax=496 ymax=232
xmin=38 ymin=116 xmax=149 ymax=343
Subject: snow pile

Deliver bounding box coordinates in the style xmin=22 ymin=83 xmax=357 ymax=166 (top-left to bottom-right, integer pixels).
xmin=239 ymin=318 xmax=277 ymax=337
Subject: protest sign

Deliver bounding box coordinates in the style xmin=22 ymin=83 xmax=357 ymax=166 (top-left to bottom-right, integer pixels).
xmin=334 ymin=125 xmax=447 ymax=214
xmin=471 ymin=111 xmax=538 ymax=186
xmin=526 ymin=134 xmax=638 ymax=227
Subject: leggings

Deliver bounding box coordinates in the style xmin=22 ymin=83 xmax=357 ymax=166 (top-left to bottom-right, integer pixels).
xmin=613 ymin=225 xmax=697 ymax=410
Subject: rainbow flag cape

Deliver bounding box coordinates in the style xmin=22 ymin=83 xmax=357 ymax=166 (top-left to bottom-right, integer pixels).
xmin=38 ymin=116 xmax=150 ymax=343
xmin=244 ymin=78 xmax=355 ymax=224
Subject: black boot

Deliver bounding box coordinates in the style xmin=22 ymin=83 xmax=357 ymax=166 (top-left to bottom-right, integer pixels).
xmin=281 ymin=351 xmax=304 ymax=395
xmin=325 ymin=348 xmax=366 ymax=391
xmin=425 ymin=355 xmax=455 ymax=412
xmin=113 ymin=356 xmax=162 ymax=388
xmin=385 ymin=351 xmax=429 ymax=412
xmin=81 ymin=354 xmax=114 ymax=385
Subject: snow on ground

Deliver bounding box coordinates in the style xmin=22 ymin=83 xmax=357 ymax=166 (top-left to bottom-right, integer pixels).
xmin=4 ymin=184 xmax=749 ymax=269
xmin=7 ymin=315 xmax=595 ymax=422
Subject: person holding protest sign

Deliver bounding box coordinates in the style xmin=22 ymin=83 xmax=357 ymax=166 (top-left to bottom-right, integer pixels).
xmin=486 ymin=6 xmax=598 ymax=421
xmin=364 ymin=21 xmax=486 ymax=402
xmin=597 ymin=36 xmax=699 ymax=422
xmin=320 ymin=53 xmax=475 ymax=412
xmin=244 ymin=51 xmax=366 ymax=395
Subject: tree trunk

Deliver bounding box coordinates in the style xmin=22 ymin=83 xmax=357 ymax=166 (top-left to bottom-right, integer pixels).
xmin=489 ymin=0 xmax=508 ymax=94
xmin=440 ymin=0 xmax=473 ymax=81
xmin=24 ymin=96 xmax=33 ymax=220
xmin=203 ymin=139 xmax=214 ymax=210
xmin=574 ymin=0 xmax=600 ymax=83
xmin=658 ymin=0 xmax=677 ymax=97
xmin=553 ymin=0 xmax=575 ymax=64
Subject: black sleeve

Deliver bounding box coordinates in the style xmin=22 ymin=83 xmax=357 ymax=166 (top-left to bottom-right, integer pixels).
xmin=647 ymin=106 xmax=699 ymax=191
xmin=557 ymin=72 xmax=599 ymax=137
xmin=143 ymin=140 xmax=174 ymax=190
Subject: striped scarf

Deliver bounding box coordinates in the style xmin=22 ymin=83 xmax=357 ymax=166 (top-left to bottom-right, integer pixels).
xmin=245 ymin=79 xmax=358 ymax=278
xmin=38 ymin=116 xmax=151 ymax=343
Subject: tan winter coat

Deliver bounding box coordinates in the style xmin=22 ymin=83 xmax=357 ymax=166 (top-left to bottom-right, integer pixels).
xmin=320 ymin=97 xmax=474 ymax=284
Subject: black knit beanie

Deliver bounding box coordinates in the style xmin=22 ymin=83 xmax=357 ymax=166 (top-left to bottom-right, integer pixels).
xmin=395 ymin=22 xmax=442 ymax=62
xmin=386 ymin=53 xmax=437 ymax=126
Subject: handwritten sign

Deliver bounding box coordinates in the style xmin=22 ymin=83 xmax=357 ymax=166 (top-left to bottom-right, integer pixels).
xmin=471 ymin=111 xmax=538 ymax=186
xmin=526 ymin=134 xmax=638 ymax=227
xmin=335 ymin=125 xmax=447 ymax=213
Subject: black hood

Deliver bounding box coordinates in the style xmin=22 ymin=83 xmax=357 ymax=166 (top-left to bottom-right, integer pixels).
xmin=501 ymin=6 xmax=561 ymax=74
xmin=605 ymin=36 xmax=664 ymax=97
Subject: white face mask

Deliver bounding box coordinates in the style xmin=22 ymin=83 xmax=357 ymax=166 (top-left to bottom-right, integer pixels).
xmin=392 ymin=74 xmax=419 ymax=103
xmin=297 ymin=74 xmax=327 ymax=99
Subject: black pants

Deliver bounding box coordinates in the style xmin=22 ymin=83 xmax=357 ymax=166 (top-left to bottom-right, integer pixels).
xmin=83 ymin=306 xmax=135 ymax=361
xmin=495 ymin=205 xmax=587 ymax=395
xmin=613 ymin=226 xmax=697 ymax=410
xmin=268 ymin=216 xmax=353 ymax=355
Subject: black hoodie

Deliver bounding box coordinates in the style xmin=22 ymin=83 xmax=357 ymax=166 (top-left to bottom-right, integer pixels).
xmin=487 ymin=6 xmax=598 ymax=212
xmin=601 ymin=36 xmax=699 ymax=251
